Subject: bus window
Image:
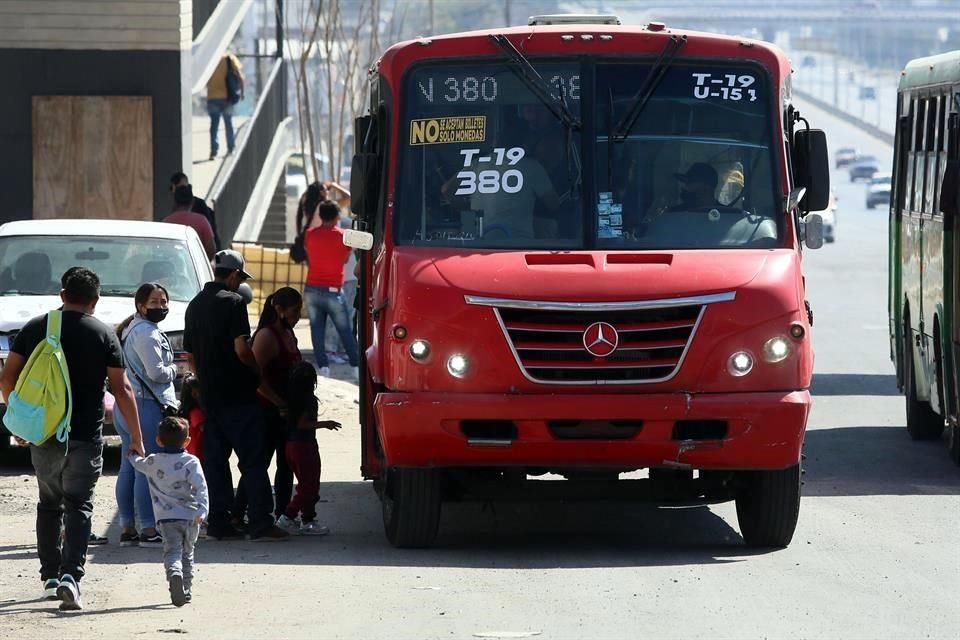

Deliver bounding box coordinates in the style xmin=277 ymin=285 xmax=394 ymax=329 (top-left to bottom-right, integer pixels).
xmin=927 ymin=96 xmax=939 ymax=214
xmin=913 ymin=98 xmax=926 ymax=213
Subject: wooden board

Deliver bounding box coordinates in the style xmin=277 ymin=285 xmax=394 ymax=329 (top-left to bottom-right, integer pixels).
xmin=33 ymin=96 xmax=153 ymax=220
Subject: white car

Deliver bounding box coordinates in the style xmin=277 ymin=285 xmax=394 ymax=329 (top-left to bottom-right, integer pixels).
xmin=821 ymin=191 xmax=838 ymax=243
xmin=0 ymin=219 xmax=214 ymax=449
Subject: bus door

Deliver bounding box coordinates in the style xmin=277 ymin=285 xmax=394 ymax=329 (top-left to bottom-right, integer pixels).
xmin=947 ymin=90 xmax=960 ymax=421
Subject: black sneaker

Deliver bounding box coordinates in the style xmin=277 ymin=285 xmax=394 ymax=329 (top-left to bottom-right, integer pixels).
xmin=119 ymin=532 xmax=140 ymax=547
xmin=139 ymin=532 xmax=163 ymax=548
xmin=206 ymin=525 xmax=245 ymax=541
xmin=184 ymin=591 xmax=192 ymax=604
xmin=88 ymin=533 xmax=108 ymax=546
xmin=168 ymin=574 xmax=187 ymax=607
xmin=249 ymin=525 xmax=290 ymax=542
xmin=56 ymin=574 xmax=82 ymax=611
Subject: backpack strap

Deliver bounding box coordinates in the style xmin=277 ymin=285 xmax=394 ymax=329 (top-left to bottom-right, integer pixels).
xmin=46 ymin=311 xmax=73 ymax=445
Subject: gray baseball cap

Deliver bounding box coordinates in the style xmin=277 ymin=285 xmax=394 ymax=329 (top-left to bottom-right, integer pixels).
xmin=213 ymin=249 xmax=254 ymax=280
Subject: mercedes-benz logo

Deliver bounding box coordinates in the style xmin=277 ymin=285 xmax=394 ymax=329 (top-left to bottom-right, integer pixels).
xmin=583 ymin=322 xmax=619 ymax=358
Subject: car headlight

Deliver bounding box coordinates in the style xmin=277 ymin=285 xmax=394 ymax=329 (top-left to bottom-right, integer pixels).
xmin=727 ymin=351 xmax=754 ymax=377
xmin=447 ymin=354 xmax=469 ymax=378
xmin=763 ymin=336 xmax=791 ymax=363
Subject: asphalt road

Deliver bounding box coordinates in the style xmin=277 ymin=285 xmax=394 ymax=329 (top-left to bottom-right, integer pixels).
xmin=1 ymin=98 xmax=959 ymax=640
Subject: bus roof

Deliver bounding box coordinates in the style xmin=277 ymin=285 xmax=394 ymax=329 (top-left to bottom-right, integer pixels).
xmin=899 ymin=49 xmax=960 ymax=92
xmin=378 ymin=23 xmax=791 ymax=80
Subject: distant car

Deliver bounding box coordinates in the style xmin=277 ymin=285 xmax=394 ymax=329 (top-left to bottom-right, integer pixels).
xmin=286 ymin=151 xmax=332 ymax=198
xmin=822 ymin=191 xmax=837 ymax=243
xmin=866 ymin=174 xmax=891 ymax=209
xmin=849 ymin=155 xmax=879 ymax=181
xmin=859 ymin=86 xmax=877 ymax=100
xmin=801 ymin=55 xmax=816 ymax=68
xmin=0 ymin=219 xmax=214 ymax=450
xmin=835 ymin=147 xmax=858 ymax=168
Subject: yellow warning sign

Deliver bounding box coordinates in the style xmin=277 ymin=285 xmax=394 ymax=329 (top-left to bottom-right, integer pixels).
xmin=409 ymin=116 xmax=486 ymax=145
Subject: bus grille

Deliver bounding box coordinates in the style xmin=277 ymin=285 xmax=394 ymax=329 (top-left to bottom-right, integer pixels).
xmin=494 ymin=304 xmax=705 ymax=384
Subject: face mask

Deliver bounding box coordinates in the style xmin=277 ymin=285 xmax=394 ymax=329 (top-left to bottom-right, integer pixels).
xmin=145 ymin=308 xmax=168 ymax=324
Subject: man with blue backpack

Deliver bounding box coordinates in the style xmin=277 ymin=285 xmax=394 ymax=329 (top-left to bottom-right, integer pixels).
xmin=0 ymin=267 xmax=144 ymax=612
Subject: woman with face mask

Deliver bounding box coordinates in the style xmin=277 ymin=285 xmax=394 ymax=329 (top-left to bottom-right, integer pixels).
xmin=113 ymin=282 xmax=178 ymax=548
xmin=233 ymin=287 xmax=304 ymax=527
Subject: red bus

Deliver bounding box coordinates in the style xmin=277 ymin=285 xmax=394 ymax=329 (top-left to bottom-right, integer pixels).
xmin=346 ymin=14 xmax=831 ymax=548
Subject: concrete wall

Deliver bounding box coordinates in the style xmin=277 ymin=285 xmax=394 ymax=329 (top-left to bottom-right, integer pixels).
xmin=0 ymin=0 xmax=192 ymax=225
xmin=0 ymin=0 xmax=191 ymax=50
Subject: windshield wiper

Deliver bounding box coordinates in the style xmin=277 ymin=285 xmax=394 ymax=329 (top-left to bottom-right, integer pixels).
xmin=0 ymin=290 xmax=52 ymax=296
xmin=612 ymin=35 xmax=686 ymax=143
xmin=101 ymin=288 xmax=137 ymax=297
xmin=488 ymin=34 xmax=581 ymax=131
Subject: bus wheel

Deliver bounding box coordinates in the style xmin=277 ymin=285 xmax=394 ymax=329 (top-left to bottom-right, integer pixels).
xmin=735 ymin=464 xmax=801 ymax=548
xmin=904 ymin=340 xmax=944 ymax=441
xmin=381 ymin=468 xmax=442 ymax=548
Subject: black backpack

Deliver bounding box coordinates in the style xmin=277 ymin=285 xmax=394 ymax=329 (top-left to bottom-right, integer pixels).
xmin=225 ymin=57 xmax=242 ymax=105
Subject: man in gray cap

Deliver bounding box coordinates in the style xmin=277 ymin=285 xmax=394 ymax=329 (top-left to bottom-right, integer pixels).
xmin=183 ymin=250 xmax=288 ymax=541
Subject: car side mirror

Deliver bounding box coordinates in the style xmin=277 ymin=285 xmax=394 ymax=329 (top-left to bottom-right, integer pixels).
xmin=793 ymin=129 xmax=831 ymax=211
xmin=803 ymin=213 xmax=824 ymax=250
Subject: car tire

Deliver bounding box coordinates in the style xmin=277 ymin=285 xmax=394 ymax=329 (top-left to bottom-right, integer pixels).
xmin=903 ymin=328 xmax=944 ymax=441
xmin=735 ymin=464 xmax=801 ymax=548
xmin=948 ymin=421 xmax=960 ymax=466
xmin=381 ymin=467 xmax=442 ymax=548
xmin=866 ymin=201 xmax=874 ymax=209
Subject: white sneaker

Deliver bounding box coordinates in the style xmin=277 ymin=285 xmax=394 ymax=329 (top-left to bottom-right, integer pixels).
xmin=43 ymin=578 xmax=59 ymax=600
xmin=276 ymin=514 xmax=301 ymax=535
xmin=319 ymin=366 xmax=331 ymax=378
xmin=300 ymin=520 xmax=330 ymax=536
xmin=351 ymin=366 xmax=359 ymax=382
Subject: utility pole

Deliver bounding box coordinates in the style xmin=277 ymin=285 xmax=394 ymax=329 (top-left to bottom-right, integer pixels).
xmin=429 ymin=0 xmax=434 ymax=35
xmin=505 ymin=0 xmax=511 ymax=26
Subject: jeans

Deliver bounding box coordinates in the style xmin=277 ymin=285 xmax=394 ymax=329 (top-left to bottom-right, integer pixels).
xmin=203 ymin=402 xmax=274 ymax=536
xmin=284 ymin=440 xmax=320 ymax=522
xmin=207 ymin=98 xmax=235 ymax=156
xmin=114 ymin=395 xmax=163 ymax=529
xmin=31 ymin=439 xmax=103 ymax=582
xmin=159 ymin=520 xmax=200 ymax=592
xmin=233 ymin=405 xmax=292 ymax=520
xmin=325 ymin=279 xmax=358 ymax=354
xmin=305 ymin=286 xmax=359 ymax=368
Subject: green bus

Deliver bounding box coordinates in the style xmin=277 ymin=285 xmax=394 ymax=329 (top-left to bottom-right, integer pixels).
xmin=889 ymin=50 xmax=960 ymax=464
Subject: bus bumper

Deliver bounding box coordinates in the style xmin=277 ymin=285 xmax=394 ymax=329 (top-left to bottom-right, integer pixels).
xmin=374 ymin=390 xmax=810 ymax=470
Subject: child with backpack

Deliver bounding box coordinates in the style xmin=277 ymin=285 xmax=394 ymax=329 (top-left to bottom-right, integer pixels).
xmin=131 ymin=416 xmax=209 ymax=607
xmin=275 ymin=361 xmax=340 ymax=536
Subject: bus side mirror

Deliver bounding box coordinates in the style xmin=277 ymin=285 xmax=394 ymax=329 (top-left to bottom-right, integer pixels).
xmin=350 ymin=115 xmax=381 ymax=219
xmin=793 ymin=129 xmax=831 ymax=211
xmin=803 ymin=213 xmax=824 ymax=250
xmin=941 ymin=159 xmax=960 ymax=228
xmin=343 ymin=228 xmax=374 ymax=251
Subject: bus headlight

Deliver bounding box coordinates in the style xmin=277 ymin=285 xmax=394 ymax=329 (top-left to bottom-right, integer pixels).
xmin=410 ymin=339 xmax=431 ymax=361
xmin=447 ymin=354 xmax=469 ymax=378
xmin=763 ymin=336 xmax=791 ymax=363
xmin=727 ymin=351 xmax=754 ymax=377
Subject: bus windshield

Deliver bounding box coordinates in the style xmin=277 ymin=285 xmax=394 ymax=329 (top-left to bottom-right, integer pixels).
xmin=395 ymin=60 xmax=780 ymax=250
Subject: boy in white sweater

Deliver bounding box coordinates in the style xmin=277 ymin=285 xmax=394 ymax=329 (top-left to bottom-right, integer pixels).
xmin=131 ymin=416 xmax=209 ymax=607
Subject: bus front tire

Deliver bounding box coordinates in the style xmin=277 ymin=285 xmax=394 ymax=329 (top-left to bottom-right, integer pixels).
xmin=904 ymin=340 xmax=944 ymax=441
xmin=382 ymin=468 xmax=442 ymax=548
xmin=735 ymin=464 xmax=801 ymax=548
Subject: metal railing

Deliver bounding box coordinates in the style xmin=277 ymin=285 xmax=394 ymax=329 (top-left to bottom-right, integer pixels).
xmin=208 ymin=58 xmax=287 ymax=243
xmin=193 ymin=0 xmax=221 ymax=39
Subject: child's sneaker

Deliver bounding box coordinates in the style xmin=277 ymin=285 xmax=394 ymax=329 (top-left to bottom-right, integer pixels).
xmin=319 ymin=366 xmax=331 ymax=378
xmin=276 ymin=514 xmax=301 ymax=535
xmin=43 ymin=578 xmax=59 ymax=600
xmin=56 ymin=574 xmax=82 ymax=611
xmin=300 ymin=520 xmax=330 ymax=536
xmin=168 ymin=574 xmax=187 ymax=607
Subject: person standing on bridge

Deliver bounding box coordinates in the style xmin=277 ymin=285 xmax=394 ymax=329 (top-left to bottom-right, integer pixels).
xmin=206 ymin=52 xmax=244 ymax=161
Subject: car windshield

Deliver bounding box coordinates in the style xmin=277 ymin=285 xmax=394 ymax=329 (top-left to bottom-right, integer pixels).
xmin=0 ymin=235 xmax=201 ymax=302
xmin=396 ymin=59 xmax=780 ymax=250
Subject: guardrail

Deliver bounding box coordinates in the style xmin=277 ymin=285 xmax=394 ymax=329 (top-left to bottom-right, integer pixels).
xmin=794 ymin=88 xmax=895 ymax=147
xmin=208 ymin=58 xmax=287 ymax=243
